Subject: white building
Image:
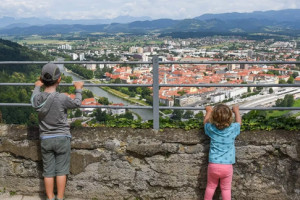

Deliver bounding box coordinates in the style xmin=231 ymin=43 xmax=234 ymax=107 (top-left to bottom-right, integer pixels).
xmin=142 ymin=54 xmax=149 ymax=62
xmin=79 ymin=53 xmax=85 ymax=61
xmin=226 ymin=87 xmax=248 ymax=99
xmin=72 ymin=53 xmax=78 ymax=60
xmin=86 ymin=64 xmax=97 ymax=71
xmin=211 ymin=93 xmax=226 ymax=103
xmin=58 ymin=44 xmax=72 ymax=50
xmin=179 ymin=95 xmax=202 ymax=106
xmin=110 ymin=108 xmax=126 ymax=115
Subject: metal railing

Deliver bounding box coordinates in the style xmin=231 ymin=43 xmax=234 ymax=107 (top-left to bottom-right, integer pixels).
xmin=1 ymin=56 xmax=300 ymax=129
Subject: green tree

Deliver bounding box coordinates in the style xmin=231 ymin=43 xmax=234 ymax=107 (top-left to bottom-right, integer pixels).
xmin=178 ymin=90 xmax=187 ymax=96
xmin=183 ymin=111 xmax=194 ymax=119
xmin=119 ymin=111 xmax=134 ymax=120
xmin=275 ymin=99 xmax=283 ymax=107
xmin=82 ymin=90 xmax=94 ymax=100
xmin=269 ymin=88 xmax=274 ymax=94
xmin=286 ymin=95 xmax=294 ymax=107
xmin=27 ymin=113 xmax=38 ymax=127
xmin=62 ymin=75 xmax=73 ymax=83
xmin=279 ymin=79 xmax=286 ymax=84
xmin=71 ymin=120 xmax=82 ymax=128
xmin=141 ymin=87 xmax=151 ymax=97
xmin=171 ymin=109 xmax=184 ymax=121
xmin=275 ymin=94 xmax=294 ymax=107
xmin=292 ymin=72 xmax=299 ymax=78
xmin=136 ymin=87 xmax=143 ymax=94
xmin=98 ymin=97 xmax=110 ymax=105
xmin=74 ymin=109 xmax=82 ymax=117
xmin=194 ymin=111 xmax=204 ymax=120
xmin=94 ymin=109 xmax=110 ymax=122
xmin=114 ymin=78 xmax=122 ymax=84
xmin=287 ymin=76 xmax=294 ymax=84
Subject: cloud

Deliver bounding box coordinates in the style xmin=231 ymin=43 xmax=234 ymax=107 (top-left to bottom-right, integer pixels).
xmin=0 ymin=0 xmax=299 ymax=19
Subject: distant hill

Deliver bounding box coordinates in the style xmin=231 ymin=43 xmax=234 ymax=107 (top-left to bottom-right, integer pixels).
xmin=0 ymin=9 xmax=300 ymax=36
xmin=0 ymin=16 xmax=152 ymax=28
xmin=195 ymin=9 xmax=300 ymax=22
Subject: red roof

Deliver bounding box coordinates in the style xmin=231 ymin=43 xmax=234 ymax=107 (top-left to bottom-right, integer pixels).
xmin=82 ymin=98 xmax=97 ymax=105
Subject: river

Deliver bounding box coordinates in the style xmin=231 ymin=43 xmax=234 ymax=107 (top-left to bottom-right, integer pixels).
xmin=57 ymin=63 xmax=153 ymax=120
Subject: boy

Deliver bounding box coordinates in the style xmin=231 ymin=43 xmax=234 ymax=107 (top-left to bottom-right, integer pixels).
xmin=31 ymin=63 xmax=84 ymax=200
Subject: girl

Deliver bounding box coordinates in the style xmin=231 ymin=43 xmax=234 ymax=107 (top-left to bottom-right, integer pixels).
xmin=203 ymin=104 xmax=241 ymax=200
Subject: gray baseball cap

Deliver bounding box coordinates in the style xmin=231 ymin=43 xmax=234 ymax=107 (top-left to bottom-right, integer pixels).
xmin=41 ymin=63 xmax=61 ymax=82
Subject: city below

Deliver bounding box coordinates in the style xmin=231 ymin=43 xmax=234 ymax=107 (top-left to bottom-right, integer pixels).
xmin=45 ymin=35 xmax=300 ymax=120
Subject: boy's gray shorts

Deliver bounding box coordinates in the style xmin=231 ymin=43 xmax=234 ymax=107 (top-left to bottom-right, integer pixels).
xmin=41 ymin=136 xmax=71 ymax=177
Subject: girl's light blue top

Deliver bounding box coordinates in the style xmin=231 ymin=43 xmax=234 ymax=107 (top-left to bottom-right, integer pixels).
xmin=204 ymin=122 xmax=240 ymax=164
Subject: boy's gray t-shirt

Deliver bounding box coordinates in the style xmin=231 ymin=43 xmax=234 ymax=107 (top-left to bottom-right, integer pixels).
xmin=31 ymin=86 xmax=82 ymax=138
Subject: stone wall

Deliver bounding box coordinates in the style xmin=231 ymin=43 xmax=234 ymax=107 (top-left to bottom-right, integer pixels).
xmin=0 ymin=124 xmax=299 ymax=200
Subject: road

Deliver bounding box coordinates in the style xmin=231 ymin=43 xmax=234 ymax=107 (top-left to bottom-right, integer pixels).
xmin=238 ymin=88 xmax=300 ymax=114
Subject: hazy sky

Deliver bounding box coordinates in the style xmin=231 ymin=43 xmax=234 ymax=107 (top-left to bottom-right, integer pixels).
xmin=1 ymin=0 xmax=300 ymax=19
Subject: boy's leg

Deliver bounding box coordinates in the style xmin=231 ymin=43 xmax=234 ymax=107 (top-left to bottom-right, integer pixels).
xmin=44 ymin=177 xmax=55 ymax=199
xmin=56 ymin=175 xmax=67 ymax=199
xmin=219 ymin=165 xmax=233 ymax=200
xmin=41 ymin=139 xmax=56 ymax=199
xmin=55 ymin=137 xmax=71 ymax=199
xmin=204 ymin=163 xmax=220 ymax=200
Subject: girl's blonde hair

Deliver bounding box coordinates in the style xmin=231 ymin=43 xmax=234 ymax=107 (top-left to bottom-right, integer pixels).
xmin=211 ymin=104 xmax=233 ymax=130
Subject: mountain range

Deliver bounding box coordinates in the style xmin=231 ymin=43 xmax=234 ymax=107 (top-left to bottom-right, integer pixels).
xmin=0 ymin=16 xmax=152 ymax=29
xmin=0 ymin=9 xmax=299 ymax=36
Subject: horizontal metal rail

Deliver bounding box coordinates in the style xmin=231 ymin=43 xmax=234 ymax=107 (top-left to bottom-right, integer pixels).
xmin=0 ymin=61 xmax=299 ymax=65
xmin=0 ymin=61 xmax=152 ymax=65
xmin=0 ymin=103 xmax=152 ymax=109
xmin=1 ymin=83 xmax=300 ymax=88
xmin=160 ymin=84 xmax=300 ymax=87
xmin=160 ymin=61 xmax=300 ymax=65
xmin=159 ymin=107 xmax=300 ymax=110
xmin=0 ymin=83 xmax=153 ymax=87
xmin=1 ymin=103 xmax=300 ymax=111
xmin=1 ymin=58 xmax=300 ymax=130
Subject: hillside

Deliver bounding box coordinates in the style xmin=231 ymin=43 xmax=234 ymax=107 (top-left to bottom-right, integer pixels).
xmin=0 ymin=39 xmax=48 ymax=124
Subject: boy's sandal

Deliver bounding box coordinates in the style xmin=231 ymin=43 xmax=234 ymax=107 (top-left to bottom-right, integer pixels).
xmin=46 ymin=198 xmax=55 ymax=200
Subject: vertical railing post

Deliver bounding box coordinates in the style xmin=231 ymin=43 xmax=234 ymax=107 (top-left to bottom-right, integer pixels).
xmin=152 ymin=56 xmax=159 ymax=130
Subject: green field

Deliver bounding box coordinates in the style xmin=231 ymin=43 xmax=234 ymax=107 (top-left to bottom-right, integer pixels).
xmin=266 ymin=98 xmax=300 ymax=118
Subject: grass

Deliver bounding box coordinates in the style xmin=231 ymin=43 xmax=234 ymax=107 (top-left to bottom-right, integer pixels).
xmin=266 ymin=98 xmax=300 ymax=118
xmin=18 ymin=39 xmax=72 ymax=45
xmin=267 ymin=110 xmax=289 ymax=118
xmin=101 ymin=87 xmax=150 ymax=106
xmin=9 ymin=35 xmax=74 ymax=45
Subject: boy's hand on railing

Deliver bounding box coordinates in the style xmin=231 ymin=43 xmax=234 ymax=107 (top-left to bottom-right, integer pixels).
xmin=35 ymin=80 xmax=43 ymax=87
xmin=74 ymin=81 xmax=84 ymax=89
xmin=232 ymin=105 xmax=239 ymax=113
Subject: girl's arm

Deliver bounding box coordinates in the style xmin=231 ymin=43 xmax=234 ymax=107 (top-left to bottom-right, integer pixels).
xmin=232 ymin=105 xmax=242 ymax=125
xmin=204 ymin=106 xmax=213 ymax=124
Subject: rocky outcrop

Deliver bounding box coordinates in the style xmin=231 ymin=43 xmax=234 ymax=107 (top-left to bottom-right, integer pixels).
xmin=0 ymin=125 xmax=299 ymax=200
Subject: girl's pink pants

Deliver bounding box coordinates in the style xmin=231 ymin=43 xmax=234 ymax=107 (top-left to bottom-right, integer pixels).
xmin=204 ymin=163 xmax=233 ymax=200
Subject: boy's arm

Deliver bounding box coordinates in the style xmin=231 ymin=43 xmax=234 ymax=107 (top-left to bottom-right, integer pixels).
xmin=232 ymin=105 xmax=242 ymax=125
xmin=31 ymin=80 xmax=43 ymax=106
xmin=64 ymin=81 xmax=84 ymax=109
xmin=204 ymin=106 xmax=213 ymax=125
